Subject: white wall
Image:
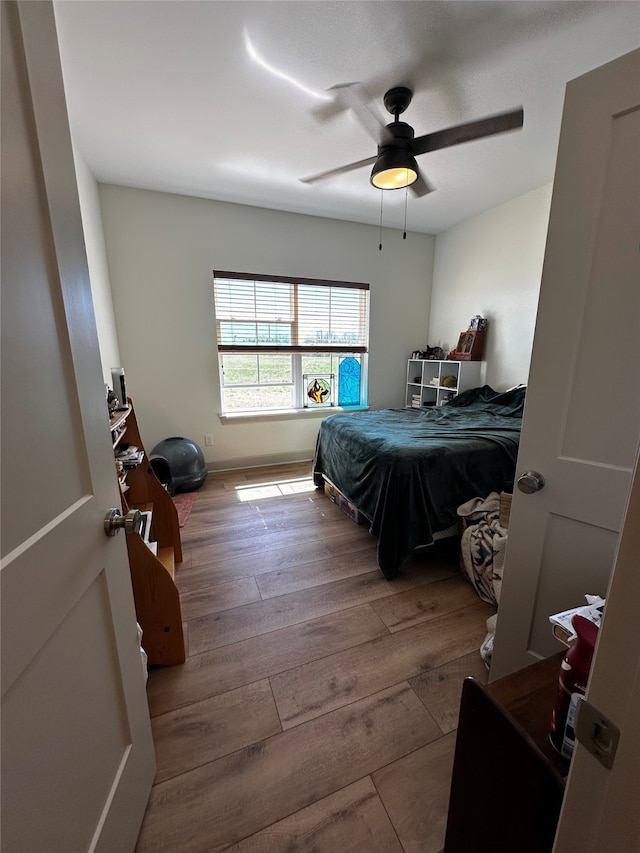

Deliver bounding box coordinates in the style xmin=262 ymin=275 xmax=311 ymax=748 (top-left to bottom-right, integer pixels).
xmin=72 ymin=145 xmax=121 ymax=385
xmin=429 ymin=184 xmax=553 ymax=391
xmin=99 ymin=185 xmax=435 ymax=469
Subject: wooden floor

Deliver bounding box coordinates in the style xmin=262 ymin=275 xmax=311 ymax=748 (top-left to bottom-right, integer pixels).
xmin=135 ymin=462 xmax=494 ymax=853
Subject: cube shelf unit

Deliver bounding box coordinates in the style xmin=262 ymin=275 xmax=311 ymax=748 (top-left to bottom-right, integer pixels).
xmin=406 ymin=359 xmax=482 ymax=408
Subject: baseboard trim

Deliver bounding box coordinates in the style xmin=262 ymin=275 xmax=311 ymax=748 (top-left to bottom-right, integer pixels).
xmin=206 ymin=452 xmax=313 ymax=473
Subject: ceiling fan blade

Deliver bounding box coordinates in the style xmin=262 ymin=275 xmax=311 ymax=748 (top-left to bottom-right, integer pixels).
xmin=410 ymin=172 xmax=434 ymax=198
xmin=300 ymin=154 xmax=378 ymax=185
xmin=328 ymin=82 xmax=392 ymax=146
xmin=411 ymin=107 xmax=524 ymax=156
xmin=309 ymin=81 xmax=361 ymax=124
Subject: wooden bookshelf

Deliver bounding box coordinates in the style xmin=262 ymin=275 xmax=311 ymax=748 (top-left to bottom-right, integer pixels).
xmin=114 ymin=399 xmax=185 ymax=666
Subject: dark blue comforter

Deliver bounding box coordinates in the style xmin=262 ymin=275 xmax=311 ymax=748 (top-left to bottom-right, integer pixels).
xmin=312 ymin=385 xmax=525 ymax=578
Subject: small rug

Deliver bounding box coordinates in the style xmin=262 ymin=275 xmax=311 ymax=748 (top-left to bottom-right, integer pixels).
xmin=172 ymin=491 xmax=198 ymax=527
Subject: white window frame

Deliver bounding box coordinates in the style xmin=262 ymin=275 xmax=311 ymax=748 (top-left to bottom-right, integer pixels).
xmin=213 ymin=271 xmax=370 ymax=415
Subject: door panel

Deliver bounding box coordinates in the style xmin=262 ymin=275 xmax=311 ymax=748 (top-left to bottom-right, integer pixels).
xmin=561 ymin=107 xmax=640 ymax=469
xmin=3 ymin=575 xmax=130 ymax=853
xmin=1 ymin=3 xmax=155 ymax=851
xmin=529 ymin=515 xmax=618 ymax=653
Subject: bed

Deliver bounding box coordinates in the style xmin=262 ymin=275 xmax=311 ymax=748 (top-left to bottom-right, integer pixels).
xmin=312 ymin=385 xmax=526 ymax=579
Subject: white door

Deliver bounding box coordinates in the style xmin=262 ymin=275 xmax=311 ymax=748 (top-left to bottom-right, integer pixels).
xmin=1 ymin=3 xmax=155 ymax=852
xmin=490 ymin=47 xmax=640 ymax=679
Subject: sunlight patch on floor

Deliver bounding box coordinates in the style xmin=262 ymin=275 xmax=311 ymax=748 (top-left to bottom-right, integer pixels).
xmin=234 ymin=477 xmax=316 ymax=502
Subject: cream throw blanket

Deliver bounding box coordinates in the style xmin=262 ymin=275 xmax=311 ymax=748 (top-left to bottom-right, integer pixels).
xmin=457 ymin=492 xmax=508 ymax=667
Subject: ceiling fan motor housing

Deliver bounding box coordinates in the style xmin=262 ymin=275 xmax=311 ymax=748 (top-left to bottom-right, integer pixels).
xmin=379 ymin=120 xmax=415 ymax=154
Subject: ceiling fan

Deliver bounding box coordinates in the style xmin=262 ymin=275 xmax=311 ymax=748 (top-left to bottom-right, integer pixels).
xmin=301 ymin=85 xmax=524 ymax=197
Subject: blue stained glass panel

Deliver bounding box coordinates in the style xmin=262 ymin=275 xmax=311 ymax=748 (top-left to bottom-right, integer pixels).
xmin=338 ymin=357 xmax=361 ymax=406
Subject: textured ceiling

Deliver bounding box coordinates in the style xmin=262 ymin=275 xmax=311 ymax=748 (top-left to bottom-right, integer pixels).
xmin=54 ymin=1 xmax=640 ymax=234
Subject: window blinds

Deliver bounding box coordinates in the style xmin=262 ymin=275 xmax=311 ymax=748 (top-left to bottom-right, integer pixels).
xmin=213 ymin=271 xmax=369 ymax=354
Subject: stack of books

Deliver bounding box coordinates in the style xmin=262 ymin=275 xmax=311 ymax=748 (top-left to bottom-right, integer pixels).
xmin=411 ymin=394 xmax=422 ymax=408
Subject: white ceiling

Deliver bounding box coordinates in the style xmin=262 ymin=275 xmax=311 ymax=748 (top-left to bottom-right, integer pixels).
xmin=53 ymin=1 xmax=640 ymax=235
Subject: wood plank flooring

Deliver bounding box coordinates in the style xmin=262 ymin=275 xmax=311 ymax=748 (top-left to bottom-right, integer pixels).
xmin=136 ymin=462 xmax=494 ymax=852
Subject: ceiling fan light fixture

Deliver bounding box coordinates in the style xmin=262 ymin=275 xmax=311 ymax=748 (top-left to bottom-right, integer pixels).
xmin=370 ymin=148 xmax=419 ymax=190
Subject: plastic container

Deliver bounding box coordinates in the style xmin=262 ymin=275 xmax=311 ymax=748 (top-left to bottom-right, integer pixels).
xmin=549 ymin=613 xmax=598 ymax=759
xmin=149 ymin=436 xmax=207 ymax=495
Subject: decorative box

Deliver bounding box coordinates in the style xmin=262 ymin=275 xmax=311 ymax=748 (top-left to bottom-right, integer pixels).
xmin=454 ymin=330 xmax=485 ymax=361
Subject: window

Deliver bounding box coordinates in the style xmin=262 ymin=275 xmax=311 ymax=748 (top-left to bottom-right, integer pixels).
xmin=213 ymin=271 xmax=369 ymax=414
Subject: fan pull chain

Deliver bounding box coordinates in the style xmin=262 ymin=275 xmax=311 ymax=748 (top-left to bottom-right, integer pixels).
xmin=379 ymin=190 xmax=383 ymax=251
xmin=403 ymin=181 xmax=408 ymax=239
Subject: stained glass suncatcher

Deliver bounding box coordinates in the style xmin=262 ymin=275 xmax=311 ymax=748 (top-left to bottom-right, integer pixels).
xmin=303 ymin=374 xmax=334 ymax=407
xmin=338 ymin=357 xmax=361 ymax=406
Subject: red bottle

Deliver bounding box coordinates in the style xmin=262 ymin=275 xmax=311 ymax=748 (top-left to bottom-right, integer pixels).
xmin=549 ymin=614 xmax=599 ymax=758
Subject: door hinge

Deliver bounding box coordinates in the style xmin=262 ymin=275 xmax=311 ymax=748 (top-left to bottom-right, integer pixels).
xmin=574 ymin=696 xmax=620 ymax=770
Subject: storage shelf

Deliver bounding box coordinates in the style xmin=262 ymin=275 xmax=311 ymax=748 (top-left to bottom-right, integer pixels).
xmin=115 ymin=399 xmax=185 ymax=666
xmin=110 ymin=404 xmax=132 ymax=448
xmin=157 ymin=546 xmax=175 ymax=580
xmin=405 ymin=359 xmax=482 ymax=408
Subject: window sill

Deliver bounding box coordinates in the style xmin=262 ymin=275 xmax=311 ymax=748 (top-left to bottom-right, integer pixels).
xmin=218 ymin=405 xmax=369 ymax=425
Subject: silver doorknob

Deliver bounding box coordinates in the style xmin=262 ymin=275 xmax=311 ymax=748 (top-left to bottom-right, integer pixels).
xmin=104 ymin=508 xmax=143 ymax=537
xmin=517 ymin=470 xmax=545 ymax=494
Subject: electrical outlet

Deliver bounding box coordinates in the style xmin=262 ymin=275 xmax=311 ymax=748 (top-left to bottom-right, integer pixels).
xmin=204 ymin=434 xmax=213 ymax=446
